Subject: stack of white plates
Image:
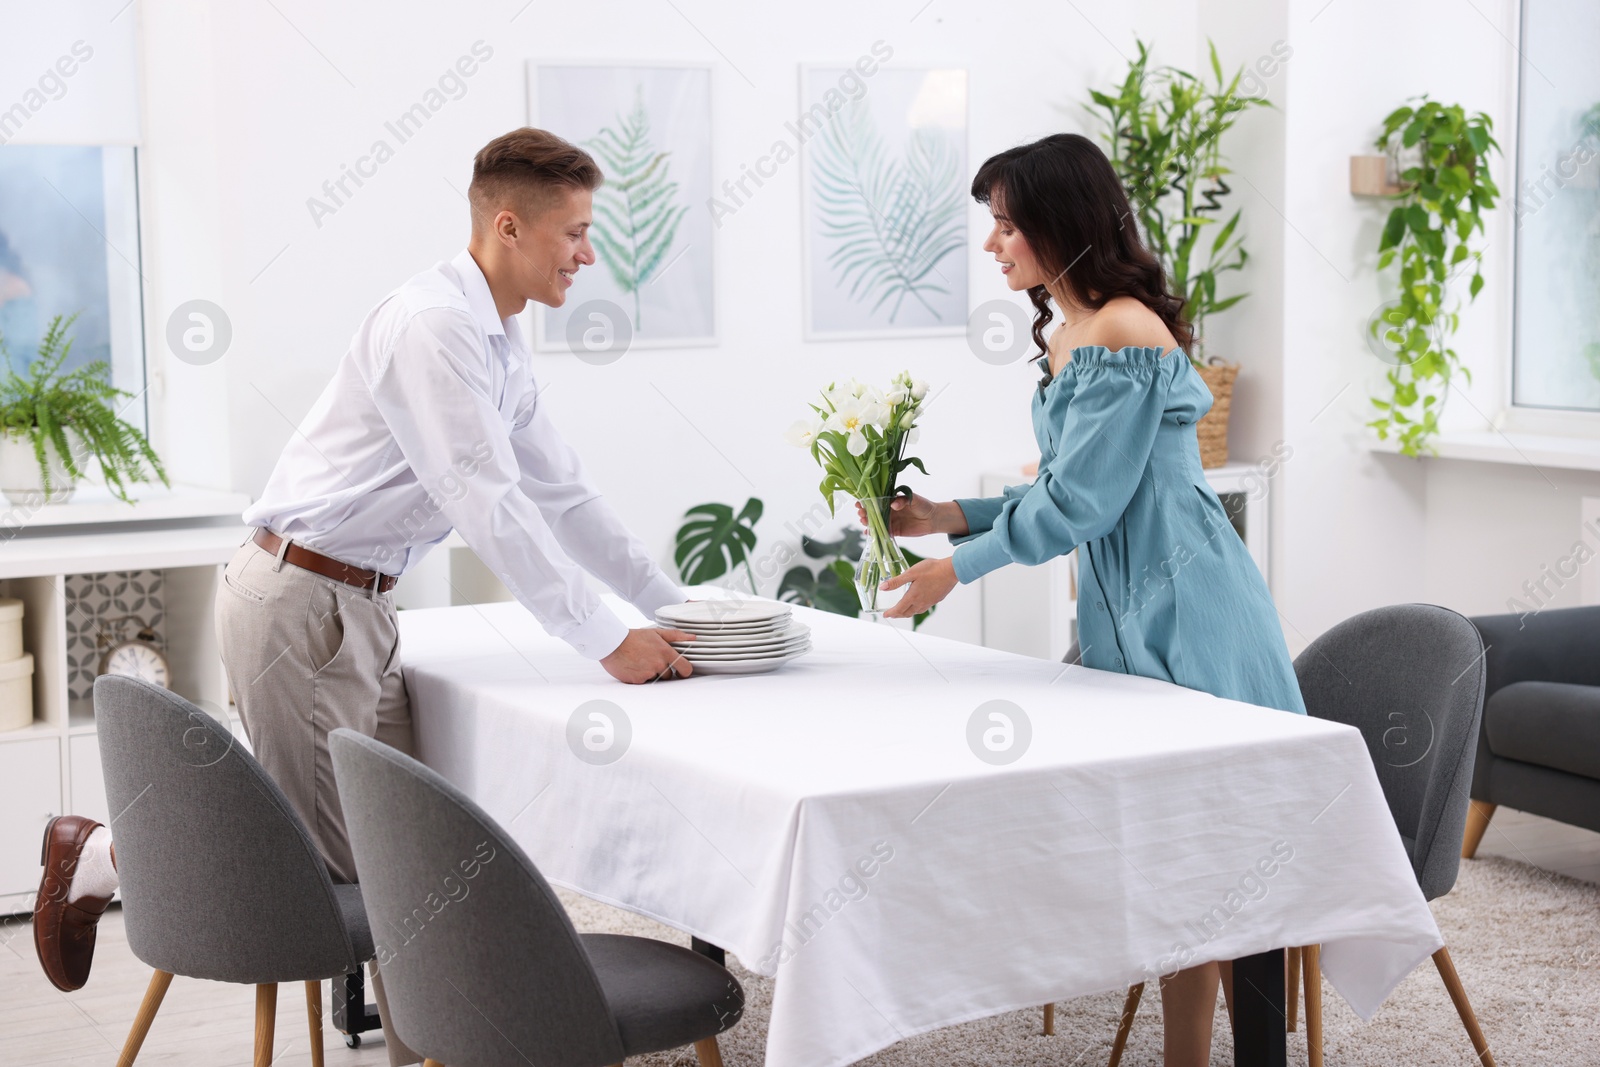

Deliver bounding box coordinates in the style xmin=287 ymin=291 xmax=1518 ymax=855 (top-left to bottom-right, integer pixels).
xmin=654 ymin=600 xmax=811 ymax=675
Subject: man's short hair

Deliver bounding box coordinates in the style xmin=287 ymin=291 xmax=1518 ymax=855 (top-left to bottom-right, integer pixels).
xmin=468 ymin=127 xmax=602 ymax=229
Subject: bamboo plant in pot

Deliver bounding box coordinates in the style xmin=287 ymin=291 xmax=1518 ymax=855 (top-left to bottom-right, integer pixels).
xmin=0 ymin=314 xmax=167 ymax=506
xmin=1086 ymin=40 xmax=1269 ymax=467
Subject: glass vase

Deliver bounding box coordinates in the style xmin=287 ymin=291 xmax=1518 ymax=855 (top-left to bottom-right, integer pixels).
xmin=854 ymin=495 xmax=910 ymax=620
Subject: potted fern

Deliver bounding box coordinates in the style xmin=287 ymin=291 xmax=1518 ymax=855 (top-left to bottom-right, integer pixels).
xmin=0 ymin=314 xmax=167 ymax=506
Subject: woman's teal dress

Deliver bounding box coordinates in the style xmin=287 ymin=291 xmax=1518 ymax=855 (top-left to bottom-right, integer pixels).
xmin=950 ymin=345 xmax=1305 ymax=715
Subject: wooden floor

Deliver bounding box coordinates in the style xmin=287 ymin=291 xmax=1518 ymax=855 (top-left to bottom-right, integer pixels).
xmin=2 ymin=808 xmax=1596 ymax=1066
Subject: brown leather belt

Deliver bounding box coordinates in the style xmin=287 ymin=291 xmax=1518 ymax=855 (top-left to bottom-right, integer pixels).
xmin=252 ymin=528 xmax=399 ymax=594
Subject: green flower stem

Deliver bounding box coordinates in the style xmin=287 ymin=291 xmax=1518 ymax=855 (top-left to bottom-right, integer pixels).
xmin=854 ymin=494 xmax=908 ymax=614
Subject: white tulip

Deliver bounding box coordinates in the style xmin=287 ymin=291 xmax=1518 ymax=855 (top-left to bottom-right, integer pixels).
xmin=826 ymin=397 xmax=875 ymax=439
xmin=910 ymin=378 xmax=929 ymax=400
xmin=784 ymin=419 xmax=819 ymax=448
xmin=885 ymin=386 xmax=909 ymax=406
xmin=847 ymin=428 xmax=869 ymax=456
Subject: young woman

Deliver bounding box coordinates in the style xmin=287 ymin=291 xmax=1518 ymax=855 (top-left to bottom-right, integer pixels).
xmin=872 ymin=132 xmax=1306 ymax=1067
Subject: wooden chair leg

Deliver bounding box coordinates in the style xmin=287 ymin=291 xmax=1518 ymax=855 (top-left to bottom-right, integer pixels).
xmin=694 ymin=1036 xmax=724 ymax=1067
xmin=1287 ymin=946 xmax=1301 ymax=1032
xmin=254 ymin=983 xmax=277 ymax=1067
xmin=423 ymin=1061 xmax=445 ymax=1067
xmin=1042 ymin=1002 xmax=1055 ymax=1035
xmin=116 ymin=970 xmax=174 ymax=1067
xmin=1462 ymin=801 xmax=1497 ymax=859
xmin=1107 ymin=982 xmax=1144 ymax=1067
xmin=1433 ymin=946 xmax=1496 ymax=1066
xmin=1304 ymin=944 xmax=1323 ymax=1067
xmin=305 ymin=980 xmax=325 ymax=1067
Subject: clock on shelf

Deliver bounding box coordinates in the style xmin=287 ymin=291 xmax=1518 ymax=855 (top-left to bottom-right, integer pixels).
xmin=96 ymin=614 xmax=170 ymax=689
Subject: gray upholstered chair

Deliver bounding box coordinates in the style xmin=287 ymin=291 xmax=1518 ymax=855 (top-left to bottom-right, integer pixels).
xmin=1064 ymin=607 xmax=1495 ymax=1067
xmin=1290 ymin=604 xmax=1494 ymax=1067
xmin=1461 ymin=605 xmax=1600 ymax=859
xmin=94 ymin=675 xmax=373 ymax=1067
xmin=328 ymin=728 xmax=744 ymax=1067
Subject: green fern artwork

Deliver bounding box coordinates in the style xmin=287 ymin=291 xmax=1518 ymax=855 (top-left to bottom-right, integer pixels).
xmin=585 ymin=86 xmax=690 ymax=331
xmin=811 ymin=102 xmax=965 ymax=324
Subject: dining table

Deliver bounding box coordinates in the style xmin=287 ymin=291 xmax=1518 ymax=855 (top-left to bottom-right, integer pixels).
xmin=396 ymin=591 xmax=1443 ymax=1067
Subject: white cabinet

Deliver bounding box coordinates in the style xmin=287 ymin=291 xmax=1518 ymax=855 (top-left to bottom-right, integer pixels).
xmin=0 ymin=738 xmax=62 ymax=909
xmin=978 ymin=462 xmax=1273 ymax=661
xmin=0 ymin=488 xmax=250 ymax=914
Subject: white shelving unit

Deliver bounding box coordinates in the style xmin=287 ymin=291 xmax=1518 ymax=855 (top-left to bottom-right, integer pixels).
xmin=0 ymin=486 xmax=250 ymax=914
xmin=977 ymin=462 xmax=1272 ymax=661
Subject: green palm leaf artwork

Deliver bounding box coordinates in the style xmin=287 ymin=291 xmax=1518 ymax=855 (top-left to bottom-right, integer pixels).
xmin=812 ymin=101 xmax=965 ymax=324
xmin=585 ymin=86 xmax=690 ymax=330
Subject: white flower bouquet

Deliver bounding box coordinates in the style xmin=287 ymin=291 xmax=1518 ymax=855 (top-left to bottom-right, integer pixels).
xmin=785 ymin=371 xmax=930 ymax=615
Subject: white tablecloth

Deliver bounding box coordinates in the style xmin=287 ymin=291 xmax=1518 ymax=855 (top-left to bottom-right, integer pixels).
xmin=399 ymin=595 xmax=1442 ymax=1067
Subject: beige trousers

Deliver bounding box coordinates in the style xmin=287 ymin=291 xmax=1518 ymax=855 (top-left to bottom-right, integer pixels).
xmin=215 ymin=537 xmax=419 ymax=1065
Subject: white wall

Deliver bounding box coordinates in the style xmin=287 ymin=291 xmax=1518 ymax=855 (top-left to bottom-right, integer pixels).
xmin=133 ymin=0 xmax=1202 ymax=645
xmin=114 ymin=0 xmax=1598 ymax=648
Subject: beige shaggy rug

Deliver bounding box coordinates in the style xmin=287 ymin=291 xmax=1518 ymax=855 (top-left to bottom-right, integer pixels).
xmin=559 ymin=854 xmax=1599 ymax=1066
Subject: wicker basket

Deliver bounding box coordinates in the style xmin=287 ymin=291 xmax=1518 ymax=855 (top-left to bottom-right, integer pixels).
xmin=1194 ymin=359 xmax=1239 ymax=469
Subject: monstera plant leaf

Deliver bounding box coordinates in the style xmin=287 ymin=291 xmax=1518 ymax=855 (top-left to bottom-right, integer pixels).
xmin=587 ymin=85 xmax=690 ymax=331
xmin=801 ymin=526 xmax=864 ymax=562
xmin=674 ymin=498 xmax=762 ymax=588
xmin=812 ymin=102 xmax=965 ymax=324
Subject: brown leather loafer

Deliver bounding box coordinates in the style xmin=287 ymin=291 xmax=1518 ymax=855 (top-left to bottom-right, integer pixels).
xmin=34 ymin=816 xmax=113 ymax=992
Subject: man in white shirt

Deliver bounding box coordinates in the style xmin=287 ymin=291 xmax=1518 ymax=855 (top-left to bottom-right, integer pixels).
xmin=34 ymin=130 xmax=697 ymax=1038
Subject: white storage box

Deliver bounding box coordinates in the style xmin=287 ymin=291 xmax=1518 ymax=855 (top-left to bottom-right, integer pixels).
xmin=0 ymin=652 xmax=34 ymax=731
xmin=0 ymin=598 xmax=20 ymax=663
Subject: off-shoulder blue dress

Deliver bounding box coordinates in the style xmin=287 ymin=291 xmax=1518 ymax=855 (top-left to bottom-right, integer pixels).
xmin=951 ymin=345 xmax=1305 ymax=715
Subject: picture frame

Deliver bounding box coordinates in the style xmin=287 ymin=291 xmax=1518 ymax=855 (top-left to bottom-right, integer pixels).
xmin=799 ymin=65 xmax=968 ymax=341
xmin=527 ymin=60 xmax=716 ymax=353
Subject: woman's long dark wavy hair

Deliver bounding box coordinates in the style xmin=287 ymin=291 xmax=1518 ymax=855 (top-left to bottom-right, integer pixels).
xmin=971 ymin=133 xmax=1191 ymax=361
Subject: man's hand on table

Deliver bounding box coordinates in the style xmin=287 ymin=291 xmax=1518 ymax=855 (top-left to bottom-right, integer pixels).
xmin=601 ymin=627 xmax=697 ymax=683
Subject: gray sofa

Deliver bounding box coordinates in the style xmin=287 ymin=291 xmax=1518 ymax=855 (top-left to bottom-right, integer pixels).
xmin=1463 ymin=605 xmax=1600 ymax=857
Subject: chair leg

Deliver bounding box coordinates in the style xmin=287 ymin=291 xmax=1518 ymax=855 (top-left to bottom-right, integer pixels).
xmin=423 ymin=1061 xmax=445 ymax=1067
xmin=1433 ymin=946 xmax=1496 ymax=1066
xmin=1286 ymin=946 xmax=1301 ymax=1032
xmin=694 ymin=1036 xmax=724 ymax=1067
xmin=116 ymin=970 xmax=174 ymax=1067
xmin=254 ymin=983 xmax=277 ymax=1067
xmin=1107 ymin=982 xmax=1144 ymax=1067
xmin=1043 ymin=1002 xmax=1055 ymax=1035
xmin=1462 ymin=801 xmax=1497 ymax=859
xmin=1304 ymin=944 xmax=1323 ymax=1067
xmin=305 ymin=980 xmax=324 ymax=1067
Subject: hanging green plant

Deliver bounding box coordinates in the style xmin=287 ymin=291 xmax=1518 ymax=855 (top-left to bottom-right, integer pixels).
xmin=1367 ymin=97 xmax=1500 ymax=456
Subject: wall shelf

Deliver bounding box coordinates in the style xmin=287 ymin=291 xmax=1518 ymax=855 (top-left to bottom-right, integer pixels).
xmin=1368 ymin=430 xmax=1600 ymax=473
xmin=2 ymin=484 xmax=250 ymax=531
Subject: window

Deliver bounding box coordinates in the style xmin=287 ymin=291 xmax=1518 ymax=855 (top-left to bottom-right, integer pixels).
xmin=1512 ymin=0 xmax=1600 ymax=413
xmin=0 ymin=145 xmax=146 ymax=429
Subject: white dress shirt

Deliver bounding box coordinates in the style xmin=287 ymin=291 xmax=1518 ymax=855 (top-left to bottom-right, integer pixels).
xmin=244 ymin=248 xmax=684 ymax=659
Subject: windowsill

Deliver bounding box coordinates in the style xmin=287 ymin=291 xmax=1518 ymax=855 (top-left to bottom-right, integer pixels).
xmin=0 ymin=483 xmax=250 ymax=531
xmin=1368 ymin=430 xmax=1600 ymax=472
